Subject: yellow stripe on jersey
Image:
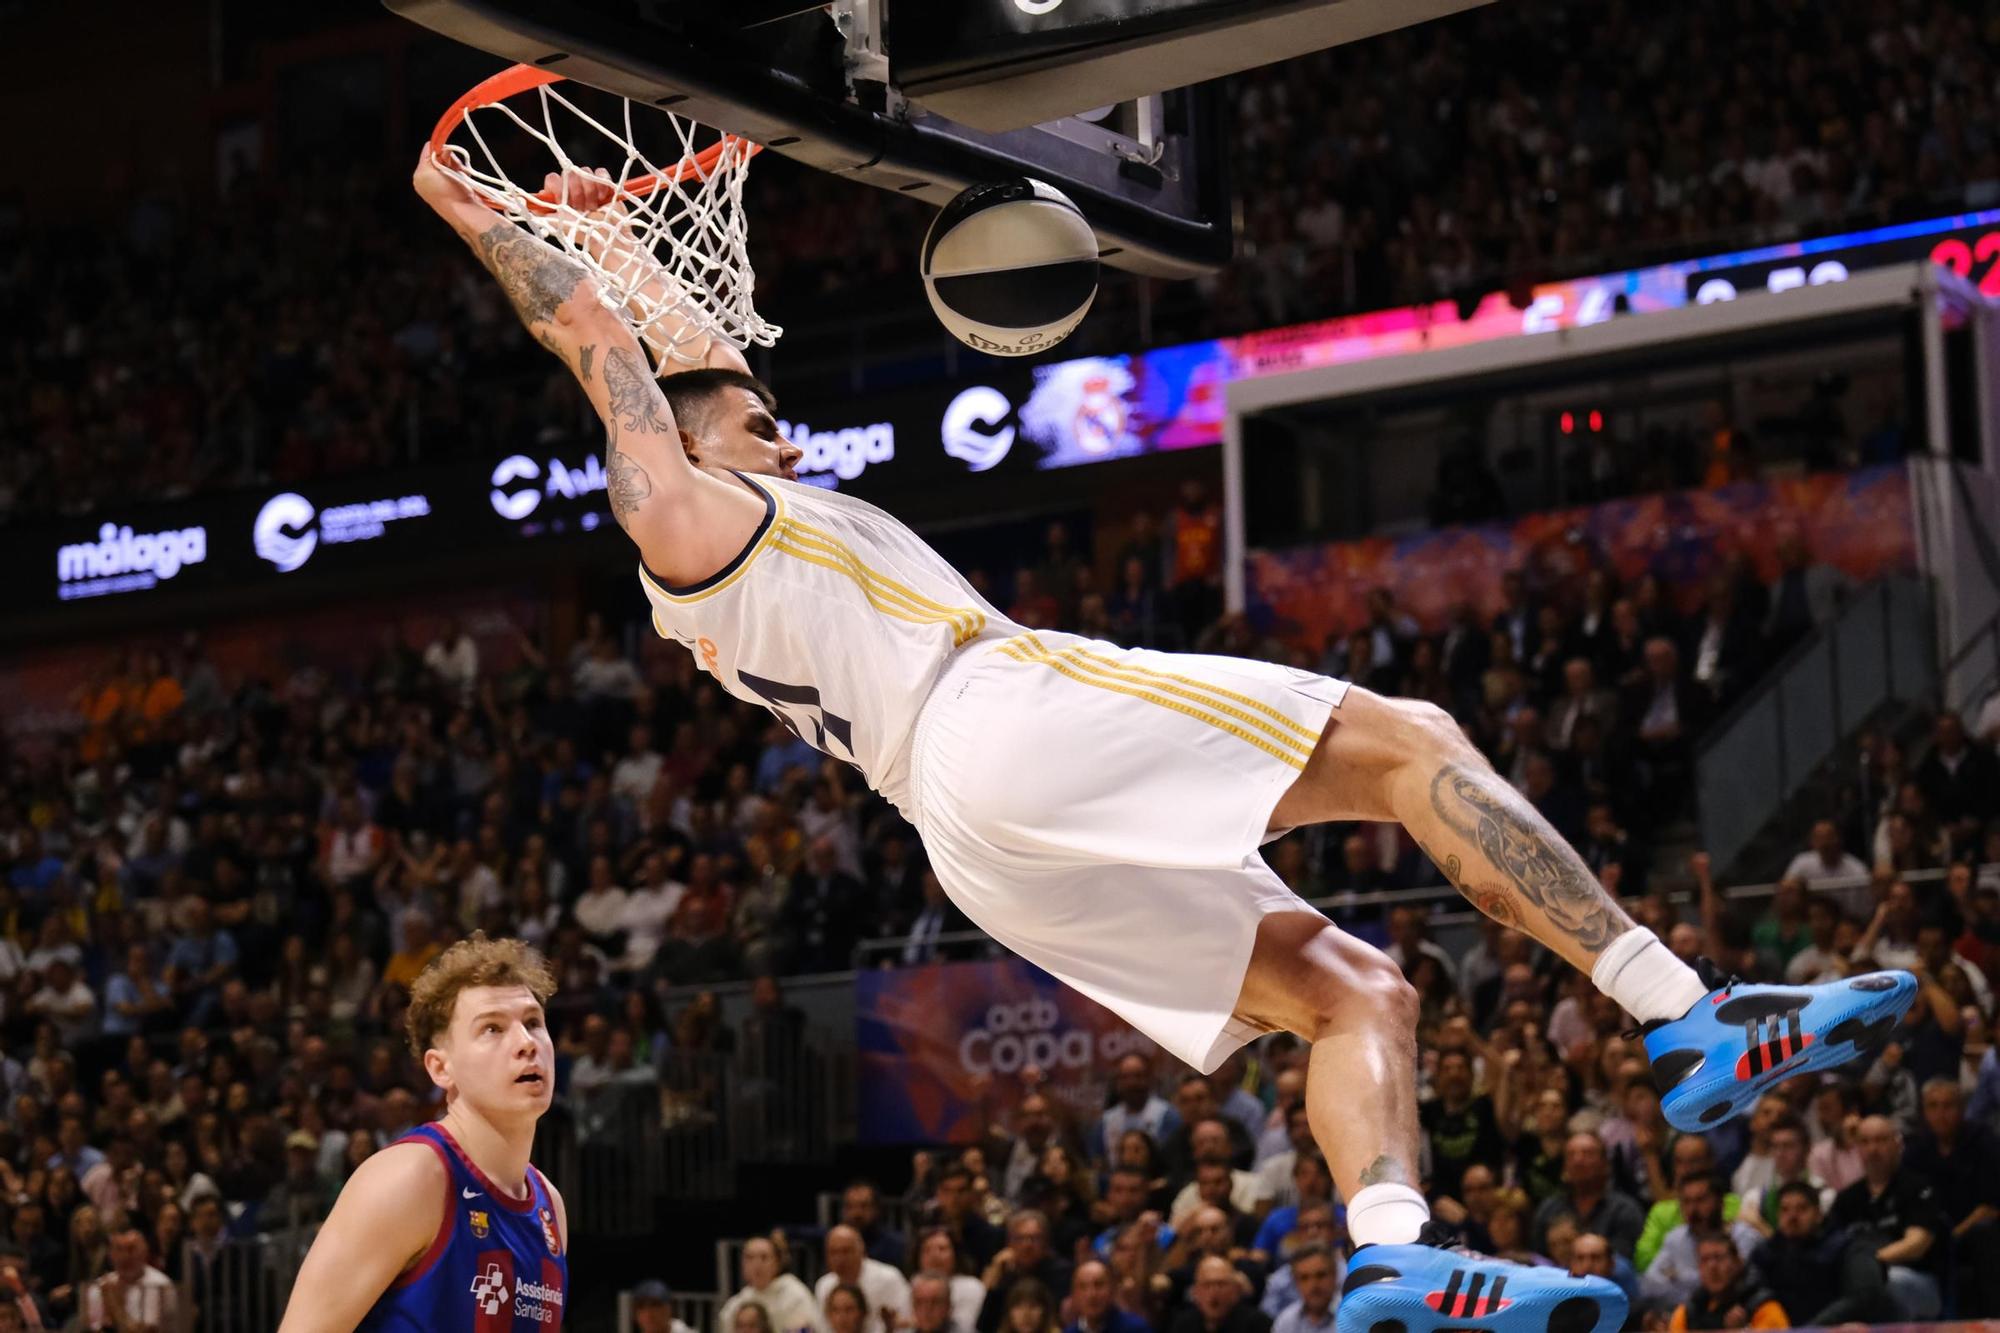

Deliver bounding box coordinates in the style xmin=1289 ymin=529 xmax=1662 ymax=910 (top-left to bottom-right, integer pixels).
xmin=776 ymin=516 xmax=988 ymax=640
xmin=996 ymin=636 xmax=1312 ymax=771
xmin=774 ymin=519 xmax=987 ymax=646
xmin=1063 ymin=644 xmax=1322 ymax=746
xmin=636 ymin=477 xmax=788 ymax=605
xmin=771 ymin=525 xmax=987 ymax=647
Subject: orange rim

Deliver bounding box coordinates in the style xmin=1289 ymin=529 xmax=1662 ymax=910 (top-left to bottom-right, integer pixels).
xmin=429 ymin=63 xmax=760 ymax=213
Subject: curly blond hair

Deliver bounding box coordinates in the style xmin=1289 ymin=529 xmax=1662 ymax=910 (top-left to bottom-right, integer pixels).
xmin=404 ymin=933 xmax=557 ymax=1057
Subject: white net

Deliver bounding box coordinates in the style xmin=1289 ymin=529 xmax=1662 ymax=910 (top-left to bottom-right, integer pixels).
xmin=434 ymin=69 xmax=779 ymax=366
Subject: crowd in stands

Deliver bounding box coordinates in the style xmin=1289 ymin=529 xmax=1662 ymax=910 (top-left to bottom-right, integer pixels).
xmin=709 ymin=898 xmax=2000 ymax=1333
xmin=2 ymin=0 xmax=1991 ymax=524
xmin=0 ymin=472 xmax=1989 ymax=1327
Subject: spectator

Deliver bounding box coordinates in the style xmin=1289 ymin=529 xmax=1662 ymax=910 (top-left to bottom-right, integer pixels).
xmin=1635 ymin=1136 xmax=1742 ymax=1271
xmin=1167 ymin=1120 xmax=1261 ymax=1224
xmin=1094 ymin=1056 xmax=1177 ymax=1165
xmin=1257 ymin=1203 xmax=1340 ymax=1319
xmin=1419 ymin=1049 xmax=1503 ymax=1206
xmin=1667 ymin=1235 xmax=1786 ymax=1331
xmin=1827 ymin=1115 xmax=1946 ymax=1318
xmin=635 ymin=1281 xmax=700 ymax=1333
xmin=422 ymin=618 xmax=480 ymax=701
xmin=720 ymin=1236 xmax=827 ymax=1333
xmin=1252 ymin=1103 xmax=1315 ymax=1210
xmin=1065 ymin=1260 xmax=1147 ymax=1333
xmin=910 ymin=1274 xmax=958 ymax=1333
xmin=1783 ymin=820 xmax=1869 ymax=890
xmin=978 ymin=1212 xmax=1071 ymax=1333
xmin=825 ymin=1285 xmax=870 ymax=1333
xmin=1248 ymin=1152 xmax=1332 ymax=1261
xmin=922 ymin=1165 xmax=1006 ymax=1270
xmin=1904 ymin=1078 xmax=2000 ymax=1314
xmin=900 ymin=872 xmax=974 ymax=967
xmin=1639 ymin=1172 xmax=1763 ymax=1309
xmin=915 ymin=1229 xmax=988 ymax=1333
xmin=81 ymin=1228 xmax=175 ymax=1333
xmin=818 ymin=1227 xmax=911 ymax=1333
xmin=1266 ymin=1243 xmax=1337 ymax=1333
xmin=1626 ymin=638 xmax=1704 ymax=815
xmin=786 ymin=839 xmax=866 ymax=975
xmin=162 ymin=898 xmax=236 ymax=1029
xmin=1783 ymin=897 xmax=1847 ymax=984
xmin=1567 ymin=1232 xmax=1638 ymax=1309
xmin=257 ymin=1131 xmax=334 ymax=1232
xmin=1168 ymin=482 xmax=1223 ymax=641
xmin=1752 ymin=1180 xmax=1893 ymax=1326
xmin=26 ymin=960 xmax=97 ymax=1047
xmin=1168 ymin=1256 xmax=1269 ymax=1333
xmin=1916 ymin=710 xmax=1999 ymax=832
xmin=839 ymin=1181 xmax=906 ymax=1269
xmin=998 ymin=1279 xmax=1058 ymax=1333
xmin=1532 ymin=1133 xmax=1645 ymax=1260
xmin=1737 ymin=1118 xmax=1830 ymax=1233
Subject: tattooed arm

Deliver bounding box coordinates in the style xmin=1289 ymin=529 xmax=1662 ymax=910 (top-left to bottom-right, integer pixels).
xmin=413 ymin=149 xmax=762 ymax=582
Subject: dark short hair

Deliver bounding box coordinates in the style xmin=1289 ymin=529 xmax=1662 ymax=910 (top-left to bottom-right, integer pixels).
xmin=1287 ymin=1242 xmax=1335 ymax=1270
xmin=936 ymin=1164 xmax=972 ymax=1190
xmin=1679 ymin=1170 xmax=1724 ymax=1197
xmin=659 ymin=369 xmax=777 ymax=439
xmin=1773 ymin=1180 xmax=1822 ymax=1210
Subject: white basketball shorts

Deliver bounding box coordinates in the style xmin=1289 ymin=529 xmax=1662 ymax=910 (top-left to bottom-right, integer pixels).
xmin=909 ymin=629 xmax=1349 ymax=1072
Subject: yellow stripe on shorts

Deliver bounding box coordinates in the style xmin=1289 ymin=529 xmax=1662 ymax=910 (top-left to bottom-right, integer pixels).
xmin=1063 ymin=643 xmax=1322 ymax=745
xmin=996 ymin=636 xmax=1312 ymax=771
xmin=1023 ymin=634 xmax=1318 ymax=763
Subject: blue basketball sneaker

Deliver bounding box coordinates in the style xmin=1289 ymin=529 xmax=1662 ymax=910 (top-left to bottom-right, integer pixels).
xmin=1641 ymin=962 xmax=1916 ymax=1132
xmin=1338 ymin=1227 xmax=1626 ymax=1333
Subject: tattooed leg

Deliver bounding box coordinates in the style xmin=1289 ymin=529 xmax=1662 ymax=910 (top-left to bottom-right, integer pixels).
xmin=1269 ymin=688 xmax=1636 ymax=972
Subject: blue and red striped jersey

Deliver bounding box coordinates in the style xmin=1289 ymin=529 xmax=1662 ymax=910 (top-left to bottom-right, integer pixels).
xmin=358 ymin=1123 xmax=568 ymax=1332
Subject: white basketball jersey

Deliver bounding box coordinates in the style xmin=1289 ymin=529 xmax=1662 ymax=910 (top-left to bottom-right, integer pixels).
xmin=637 ymin=472 xmax=1017 ymax=816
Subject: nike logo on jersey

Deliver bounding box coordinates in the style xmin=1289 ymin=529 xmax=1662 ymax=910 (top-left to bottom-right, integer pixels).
xmin=462 ymin=1188 xmax=482 ymax=1200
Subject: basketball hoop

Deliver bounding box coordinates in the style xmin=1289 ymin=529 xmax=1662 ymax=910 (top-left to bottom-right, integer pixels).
xmin=428 ymin=64 xmax=780 ymax=365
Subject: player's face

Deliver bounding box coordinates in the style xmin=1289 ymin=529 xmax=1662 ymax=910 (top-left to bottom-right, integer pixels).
xmin=437 ymin=985 xmax=554 ymax=1118
xmin=697 ymin=389 xmax=803 ymax=482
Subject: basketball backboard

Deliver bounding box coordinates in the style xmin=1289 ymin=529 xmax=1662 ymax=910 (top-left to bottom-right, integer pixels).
xmin=386 ymin=0 xmax=1493 ymax=277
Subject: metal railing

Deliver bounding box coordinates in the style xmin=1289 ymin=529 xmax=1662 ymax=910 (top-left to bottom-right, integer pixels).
xmin=540 ymin=1063 xmax=734 ymax=1238
xmin=1695 ymin=576 xmax=1936 ymax=869
xmin=814 ymin=1192 xmax=916 ymax=1236
xmin=617 ymin=1287 xmax=726 ymax=1333
xmin=177 ymin=1225 xmax=317 ymax=1333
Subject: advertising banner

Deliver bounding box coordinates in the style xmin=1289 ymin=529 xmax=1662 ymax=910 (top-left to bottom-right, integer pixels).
xmin=783 ymin=208 xmax=2000 ymax=498
xmin=1246 ymin=466 xmax=1918 ymax=651
xmin=854 ymin=958 xmax=1157 ymax=1145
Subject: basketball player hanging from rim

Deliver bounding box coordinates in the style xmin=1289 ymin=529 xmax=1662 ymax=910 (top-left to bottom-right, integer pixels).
xmin=410 ymin=146 xmax=1913 ymax=1333
xmin=278 ymin=936 xmax=566 ymax=1332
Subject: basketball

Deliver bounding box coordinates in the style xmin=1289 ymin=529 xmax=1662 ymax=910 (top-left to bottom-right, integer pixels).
xmin=921 ymin=179 xmax=1099 ymax=357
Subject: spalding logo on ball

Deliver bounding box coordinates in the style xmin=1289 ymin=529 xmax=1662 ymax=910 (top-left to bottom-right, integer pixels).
xmin=922 ymin=179 xmax=1099 ymax=357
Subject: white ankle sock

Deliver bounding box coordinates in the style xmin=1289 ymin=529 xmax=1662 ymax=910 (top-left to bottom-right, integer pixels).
xmin=1347 ymin=1182 xmax=1429 ymax=1247
xmin=1592 ymin=927 xmax=1710 ymax=1024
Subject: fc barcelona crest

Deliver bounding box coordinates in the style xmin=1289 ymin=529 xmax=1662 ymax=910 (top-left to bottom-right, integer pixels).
xmin=469 ymin=1209 xmax=490 ymax=1239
